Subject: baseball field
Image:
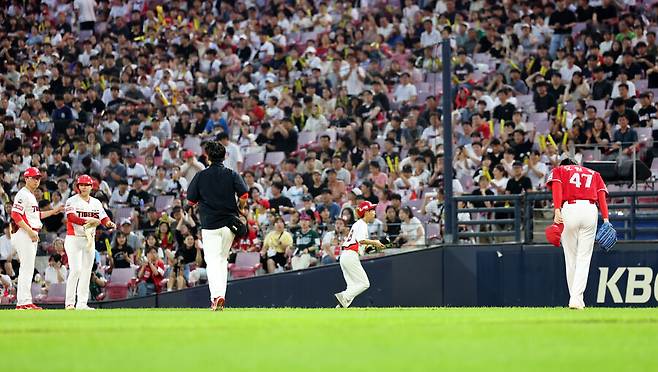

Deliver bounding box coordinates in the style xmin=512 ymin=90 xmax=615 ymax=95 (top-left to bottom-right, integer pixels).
xmin=2 ymin=307 xmax=657 ymax=371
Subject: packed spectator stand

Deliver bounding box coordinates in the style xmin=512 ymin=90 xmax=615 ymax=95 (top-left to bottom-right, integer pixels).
xmin=1 ymin=0 xmax=658 ymax=303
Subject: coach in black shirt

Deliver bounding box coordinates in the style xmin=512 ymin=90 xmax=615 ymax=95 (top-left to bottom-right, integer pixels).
xmin=187 ymin=141 xmax=248 ymax=311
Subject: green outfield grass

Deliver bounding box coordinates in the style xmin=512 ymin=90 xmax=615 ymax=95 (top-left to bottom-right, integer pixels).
xmin=2 ymin=307 xmax=657 ymax=371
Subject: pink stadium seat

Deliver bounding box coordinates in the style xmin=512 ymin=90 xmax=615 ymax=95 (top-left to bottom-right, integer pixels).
xmin=42 ymin=283 xmax=66 ymax=304
xmin=228 ymin=252 xmax=262 ymax=279
xmin=243 ymin=152 xmax=265 ymax=171
xmin=265 ymin=151 xmax=286 ymax=167
xmin=106 ymin=268 xmax=136 ymax=300
xmin=155 ymin=195 xmax=175 ymax=212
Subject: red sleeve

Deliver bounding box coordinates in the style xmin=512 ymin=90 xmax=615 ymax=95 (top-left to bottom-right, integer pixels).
xmin=240 ymin=192 xmax=248 ymax=200
xmin=11 ymin=211 xmax=24 ymax=225
xmin=552 ymin=184 xmax=563 ymax=209
xmin=546 ymin=167 xmax=561 ymax=190
xmin=66 ymin=212 xmax=87 ymax=225
xmin=598 ymin=190 xmax=609 ymax=219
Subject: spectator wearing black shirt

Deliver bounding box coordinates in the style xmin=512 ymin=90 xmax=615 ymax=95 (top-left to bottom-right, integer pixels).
xmin=80 ymin=89 xmax=105 ymax=117
xmin=548 ymin=73 xmax=566 ymax=101
xmin=100 ymin=128 xmax=121 ymax=156
xmin=266 ymin=118 xmax=298 ymax=155
xmin=533 ymin=82 xmax=557 ymax=114
xmin=548 ymin=0 xmax=576 ymax=57
xmin=506 ymin=162 xmax=533 ymax=194
xmin=269 ymin=182 xmax=295 ymax=214
xmin=47 ymin=150 xmax=71 ymax=181
xmin=591 ymin=67 xmax=613 ymax=100
xmin=609 ymin=99 xmax=640 ymax=127
xmin=511 ymin=130 xmax=533 ymax=160
xmin=127 ymin=178 xmax=152 ymax=208
xmin=121 ymin=120 xmax=142 ymax=145
xmin=51 ymin=95 xmax=73 ymax=135
xmin=619 ymin=52 xmax=643 ymax=80
xmin=111 ymin=232 xmax=135 ymax=269
xmin=454 ymin=49 xmax=474 ymax=85
xmin=493 ymin=89 xmax=515 ymax=122
xmin=637 ymin=93 xmax=657 ymax=127
xmin=576 ymin=0 xmax=595 ymax=22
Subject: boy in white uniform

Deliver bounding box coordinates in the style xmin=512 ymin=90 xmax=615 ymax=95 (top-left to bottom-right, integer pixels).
xmin=334 ymin=201 xmax=385 ymax=308
xmin=64 ymin=175 xmax=116 ymax=310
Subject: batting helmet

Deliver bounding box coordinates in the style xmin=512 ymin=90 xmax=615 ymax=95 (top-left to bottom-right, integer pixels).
xmin=356 ymin=201 xmax=376 ymax=218
xmin=23 ymin=167 xmax=41 ymax=179
xmin=545 ymin=223 xmax=564 ymax=248
xmin=77 ymin=174 xmax=94 ymax=185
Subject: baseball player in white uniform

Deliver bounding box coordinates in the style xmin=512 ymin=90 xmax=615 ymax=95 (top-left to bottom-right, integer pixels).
xmin=64 ymin=175 xmax=116 ymax=310
xmin=334 ymin=201 xmax=385 ymax=308
xmin=12 ymin=167 xmax=64 ymax=310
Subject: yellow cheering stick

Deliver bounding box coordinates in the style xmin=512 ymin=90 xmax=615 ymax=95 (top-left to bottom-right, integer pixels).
xmin=562 ymin=111 xmax=568 ymax=126
xmin=489 ymin=120 xmax=494 ymax=137
xmin=556 ymin=103 xmax=562 ymax=121
xmin=193 ymin=18 xmax=200 ymax=31
xmin=105 ymin=238 xmax=112 ymax=256
xmin=538 ymin=135 xmax=546 ymax=151
xmin=394 ymin=157 xmax=399 ymax=172
xmin=386 ymin=156 xmax=395 ymax=173
xmin=482 ymin=167 xmax=492 ymax=181
xmin=562 ymin=131 xmax=569 ymax=146
xmin=155 ymin=86 xmax=170 ymax=106
xmin=171 ymin=86 xmax=178 ymax=106
xmin=156 ymin=5 xmax=165 ymax=25
xmin=540 ymin=66 xmax=548 ymax=76
xmin=500 ymin=119 xmax=505 ymax=136
xmin=100 ymin=75 xmax=106 ymax=90
xmin=547 ymin=134 xmax=558 ymax=149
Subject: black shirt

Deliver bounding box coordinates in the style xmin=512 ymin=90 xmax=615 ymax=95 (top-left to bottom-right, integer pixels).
xmin=493 ymin=102 xmax=515 ymax=122
xmin=512 ymin=140 xmax=533 ymax=160
xmin=506 ymin=176 xmax=533 ymax=194
xmin=533 ymin=93 xmax=557 ymax=113
xmin=638 ymin=105 xmax=658 ymax=127
xmin=186 ymin=163 xmax=249 ymax=230
xmin=470 ymin=188 xmax=494 ymax=208
xmin=549 ymin=9 xmax=576 ymax=34
xmin=592 ymin=80 xmax=613 ymax=100
xmin=269 ymin=195 xmax=294 ymax=212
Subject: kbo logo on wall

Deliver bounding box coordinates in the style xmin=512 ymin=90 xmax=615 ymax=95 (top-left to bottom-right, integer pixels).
xmin=597 ymin=267 xmax=658 ymax=304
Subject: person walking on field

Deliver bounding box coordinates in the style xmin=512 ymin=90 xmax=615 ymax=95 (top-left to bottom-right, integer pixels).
xmin=187 ymin=141 xmax=249 ymax=311
xmin=12 ymin=167 xmax=64 ymax=310
xmin=546 ymin=158 xmax=609 ymax=310
xmin=334 ymin=201 xmax=385 ymax=308
xmin=64 ymin=174 xmax=116 ymax=310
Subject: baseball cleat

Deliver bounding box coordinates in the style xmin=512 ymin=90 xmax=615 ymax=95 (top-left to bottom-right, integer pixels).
xmin=334 ymin=293 xmax=347 ymax=308
xmin=15 ymin=304 xmax=27 ymax=310
xmin=76 ymin=306 xmax=96 ymax=311
xmin=24 ymin=304 xmax=43 ymax=310
xmin=65 ymin=305 xmax=75 ymax=310
xmin=211 ymin=296 xmax=225 ymax=311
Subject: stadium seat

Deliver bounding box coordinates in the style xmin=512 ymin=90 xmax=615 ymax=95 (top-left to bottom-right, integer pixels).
xmin=636 ymin=127 xmax=653 ymax=144
xmin=155 ymin=195 xmax=175 ymax=212
xmin=581 ymin=149 xmax=601 ymax=162
xmin=114 ymin=207 xmax=134 ymax=223
xmin=42 ymin=283 xmax=66 ymax=304
xmin=243 ymin=152 xmax=265 ymax=171
xmin=265 ymin=151 xmax=286 ymax=167
xmin=228 ymin=252 xmax=262 ymax=279
xmin=183 ymin=136 xmax=203 ymax=155
xmin=31 ymin=283 xmax=43 ymax=302
xmin=588 ymin=100 xmax=608 ymax=115
xmin=106 ymin=268 xmax=136 ymax=300
xmin=635 ymin=79 xmax=648 ymax=93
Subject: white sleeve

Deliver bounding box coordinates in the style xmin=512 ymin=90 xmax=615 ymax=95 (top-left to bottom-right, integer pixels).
xmin=353 ymin=222 xmax=369 ymax=243
xmin=64 ymin=198 xmax=75 ymax=215
xmin=12 ymin=194 xmax=25 ymax=215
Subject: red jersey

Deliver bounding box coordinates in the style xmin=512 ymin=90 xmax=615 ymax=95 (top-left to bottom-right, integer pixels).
xmin=140 ymin=259 xmax=165 ymax=292
xmin=546 ymin=165 xmax=608 ymax=202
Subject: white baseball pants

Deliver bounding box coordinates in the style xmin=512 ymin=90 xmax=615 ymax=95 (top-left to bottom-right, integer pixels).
xmin=338 ymin=250 xmax=370 ymax=307
xmin=65 ymin=236 xmax=95 ymax=308
xmin=13 ymin=229 xmax=38 ymax=306
xmin=202 ymin=227 xmax=235 ymax=302
xmin=561 ymin=201 xmax=598 ymax=308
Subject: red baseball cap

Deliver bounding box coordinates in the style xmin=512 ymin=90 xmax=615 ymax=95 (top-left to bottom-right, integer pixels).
xmin=24 ymin=167 xmax=41 ymax=179
xmin=183 ymin=150 xmax=195 ymax=159
xmin=356 ymin=201 xmax=376 ymax=218
xmin=76 ymin=174 xmax=93 ymax=185
xmin=545 ymin=223 xmax=564 ymax=247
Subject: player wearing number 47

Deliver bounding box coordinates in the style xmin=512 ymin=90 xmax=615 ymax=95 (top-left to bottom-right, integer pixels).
xmin=546 ymin=158 xmax=610 ymax=310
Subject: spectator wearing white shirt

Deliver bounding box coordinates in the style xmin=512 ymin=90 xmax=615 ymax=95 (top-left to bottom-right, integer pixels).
xmin=258 ymin=78 xmax=281 ymax=103
xmin=125 ymin=153 xmax=147 ymax=185
xmin=137 ymin=125 xmax=160 ymax=157
xmin=525 ymin=151 xmax=548 ymax=190
xmin=109 ymin=179 xmax=130 ymax=207
xmin=73 ymin=0 xmax=96 ymax=32
xmin=341 ymin=55 xmax=366 ymax=96
xmin=44 ymin=253 xmax=68 ymax=286
xmin=303 ymin=105 xmax=329 ymax=132
xmin=265 ymin=96 xmax=285 ymax=122
xmin=393 ymin=72 xmax=417 ymax=107
xmin=0 ymin=224 xmax=17 ymax=278
xmin=217 ymin=132 xmax=243 ymax=172
xmin=559 ymin=54 xmax=582 ymax=83
xmin=420 ymin=19 xmax=441 ymax=48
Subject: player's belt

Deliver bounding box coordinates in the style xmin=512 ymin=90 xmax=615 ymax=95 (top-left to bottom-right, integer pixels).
xmin=563 ymin=200 xmax=596 ymax=206
xmin=341 ymin=243 xmax=359 ymax=253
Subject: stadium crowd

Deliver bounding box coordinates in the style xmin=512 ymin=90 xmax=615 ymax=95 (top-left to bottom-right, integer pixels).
xmin=1 ymin=0 xmax=658 ymax=301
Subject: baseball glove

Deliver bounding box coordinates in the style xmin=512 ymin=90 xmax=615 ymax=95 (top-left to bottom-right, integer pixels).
xmin=83 ymin=221 xmax=97 ymax=253
xmin=596 ymin=222 xmax=617 ymax=252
